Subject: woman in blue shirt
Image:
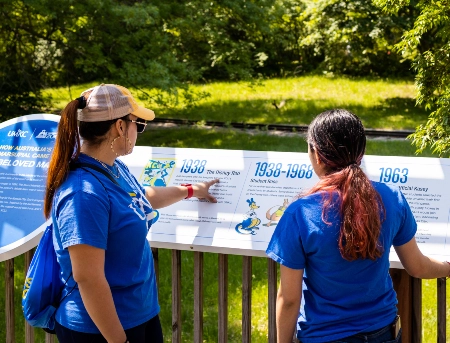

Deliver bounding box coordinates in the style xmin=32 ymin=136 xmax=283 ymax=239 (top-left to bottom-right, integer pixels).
xmin=44 ymin=84 xmax=218 ymax=343
xmin=266 ymin=109 xmax=450 ymax=343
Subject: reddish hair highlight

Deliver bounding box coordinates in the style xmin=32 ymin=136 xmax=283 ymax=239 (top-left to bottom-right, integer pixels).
xmin=305 ymin=166 xmax=385 ymax=260
xmin=306 ymin=109 xmax=385 ymax=261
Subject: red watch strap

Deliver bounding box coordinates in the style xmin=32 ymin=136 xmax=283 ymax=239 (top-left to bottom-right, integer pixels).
xmin=181 ymin=184 xmax=193 ymax=199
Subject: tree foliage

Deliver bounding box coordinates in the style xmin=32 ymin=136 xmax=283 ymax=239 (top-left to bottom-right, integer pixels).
xmin=0 ymin=0 xmax=422 ymax=121
xmin=298 ymin=0 xmax=418 ymax=76
xmin=0 ymin=0 xmax=285 ymax=120
xmin=0 ymin=1 xmax=51 ymax=119
xmin=375 ymin=0 xmax=450 ymax=155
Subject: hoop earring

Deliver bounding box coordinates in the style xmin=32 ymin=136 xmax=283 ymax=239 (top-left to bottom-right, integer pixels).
xmin=110 ymin=136 xmax=122 ymax=157
xmin=125 ymin=136 xmax=133 ymax=155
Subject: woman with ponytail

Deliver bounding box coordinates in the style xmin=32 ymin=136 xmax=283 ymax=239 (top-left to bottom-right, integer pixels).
xmin=266 ymin=109 xmax=450 ymax=343
xmin=44 ymin=84 xmax=218 ymax=343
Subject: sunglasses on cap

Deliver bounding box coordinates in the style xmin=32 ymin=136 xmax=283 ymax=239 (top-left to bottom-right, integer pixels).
xmin=126 ymin=118 xmax=148 ymax=133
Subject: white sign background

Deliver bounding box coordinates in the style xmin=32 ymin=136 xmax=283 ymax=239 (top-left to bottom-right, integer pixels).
xmin=1 ymin=114 xmax=447 ymax=269
xmin=121 ymin=147 xmax=450 ymax=268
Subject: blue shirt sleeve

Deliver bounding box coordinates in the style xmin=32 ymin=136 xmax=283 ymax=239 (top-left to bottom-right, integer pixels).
xmin=266 ymin=211 xmax=306 ymax=270
xmin=56 ymin=190 xmax=110 ymax=250
xmin=393 ymin=191 xmax=417 ymax=246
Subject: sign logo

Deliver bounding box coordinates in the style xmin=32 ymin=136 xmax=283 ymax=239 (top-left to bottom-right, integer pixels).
xmin=35 ymin=130 xmax=57 ymax=139
xmin=7 ymin=130 xmax=28 ymax=138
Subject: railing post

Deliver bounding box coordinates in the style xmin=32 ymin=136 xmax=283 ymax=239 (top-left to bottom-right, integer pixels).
xmin=45 ymin=333 xmax=55 ymax=343
xmin=194 ymin=251 xmax=203 ymax=343
xmin=411 ymin=277 xmax=422 ymax=343
xmin=242 ymin=256 xmax=252 ymax=343
xmin=25 ymin=250 xmax=35 ymax=343
xmin=389 ymin=268 xmax=422 ymax=343
xmin=437 ymin=277 xmax=446 ymax=343
xmin=268 ymin=258 xmax=277 ymax=343
xmin=218 ymin=254 xmax=228 ymax=343
xmin=152 ymin=247 xmax=160 ymax=298
xmin=172 ymin=250 xmax=181 ymax=343
xmin=5 ymin=258 xmax=15 ymax=343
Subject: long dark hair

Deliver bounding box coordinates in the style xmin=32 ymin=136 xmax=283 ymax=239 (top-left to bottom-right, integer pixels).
xmin=305 ymin=109 xmax=385 ymax=261
xmin=43 ymin=97 xmax=126 ymax=218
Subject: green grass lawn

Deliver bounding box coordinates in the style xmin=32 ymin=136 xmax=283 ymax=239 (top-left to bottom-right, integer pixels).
xmin=44 ymin=76 xmax=429 ymax=130
xmin=0 ymin=125 xmax=446 ymax=343
xmin=138 ymin=125 xmax=434 ymax=157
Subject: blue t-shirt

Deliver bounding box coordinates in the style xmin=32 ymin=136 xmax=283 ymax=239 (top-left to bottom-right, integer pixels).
xmin=52 ymin=153 xmax=159 ymax=333
xmin=266 ymin=182 xmax=416 ymax=343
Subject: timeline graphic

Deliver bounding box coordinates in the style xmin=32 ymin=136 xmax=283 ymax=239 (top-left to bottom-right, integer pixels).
xmin=3 ymin=116 xmax=449 ymax=264
xmin=121 ymin=147 xmax=450 ymax=262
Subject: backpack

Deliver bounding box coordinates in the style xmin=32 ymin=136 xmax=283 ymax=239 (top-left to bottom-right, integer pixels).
xmin=22 ymin=162 xmax=120 ymax=333
xmin=22 ymin=222 xmax=74 ymax=333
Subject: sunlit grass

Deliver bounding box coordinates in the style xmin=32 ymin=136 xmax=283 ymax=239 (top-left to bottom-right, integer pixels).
xmin=138 ymin=125 xmax=434 ymax=157
xmin=44 ymin=76 xmax=428 ymax=130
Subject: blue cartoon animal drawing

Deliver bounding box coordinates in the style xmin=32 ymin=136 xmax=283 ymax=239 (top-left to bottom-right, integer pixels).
xmin=265 ymin=198 xmax=289 ymax=226
xmin=235 ymin=198 xmax=261 ymax=235
xmin=143 ymin=160 xmax=175 ymax=187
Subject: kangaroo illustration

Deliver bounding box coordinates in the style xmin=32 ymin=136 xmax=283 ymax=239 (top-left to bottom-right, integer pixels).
xmin=265 ymin=199 xmax=289 ymax=226
xmin=235 ymin=198 xmax=261 ymax=235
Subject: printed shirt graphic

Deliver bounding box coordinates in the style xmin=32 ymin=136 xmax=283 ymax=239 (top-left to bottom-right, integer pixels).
xmin=52 ymin=154 xmax=159 ymax=333
xmin=128 ymin=191 xmax=153 ymax=222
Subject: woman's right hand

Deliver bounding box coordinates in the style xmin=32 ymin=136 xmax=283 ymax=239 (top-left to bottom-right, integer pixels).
xmin=192 ymin=178 xmax=220 ymax=202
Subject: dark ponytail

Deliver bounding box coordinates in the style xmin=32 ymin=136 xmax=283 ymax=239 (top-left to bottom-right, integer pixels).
xmin=43 ymin=99 xmax=81 ymax=218
xmin=305 ymin=109 xmax=385 ymax=261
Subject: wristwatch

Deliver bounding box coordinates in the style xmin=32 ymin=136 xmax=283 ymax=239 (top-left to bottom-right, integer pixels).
xmin=181 ymin=183 xmax=193 ymax=199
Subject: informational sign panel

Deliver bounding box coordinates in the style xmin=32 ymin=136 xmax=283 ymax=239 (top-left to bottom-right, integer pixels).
xmin=2 ymin=115 xmax=449 ymax=269
xmin=122 ymin=147 xmax=319 ymax=257
xmin=121 ymin=147 xmax=450 ymax=267
xmin=0 ymin=114 xmax=58 ymax=262
xmin=363 ymin=155 xmax=450 ymax=268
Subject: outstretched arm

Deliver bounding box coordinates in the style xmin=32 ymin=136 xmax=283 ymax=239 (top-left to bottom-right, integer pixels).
xmin=145 ymin=179 xmax=219 ymax=209
xmin=277 ymin=265 xmax=303 ymax=343
xmin=395 ymin=237 xmax=450 ymax=279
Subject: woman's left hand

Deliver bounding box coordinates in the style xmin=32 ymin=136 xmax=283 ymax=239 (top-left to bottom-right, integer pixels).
xmin=192 ymin=179 xmax=220 ymax=203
